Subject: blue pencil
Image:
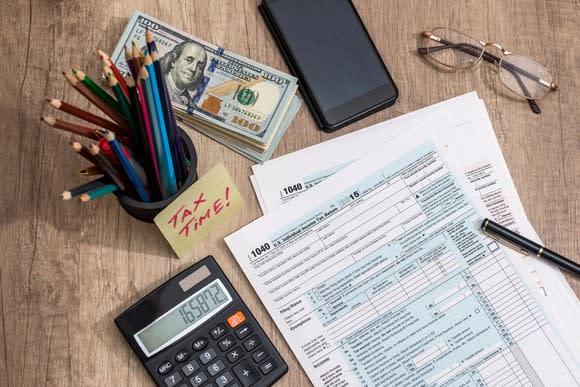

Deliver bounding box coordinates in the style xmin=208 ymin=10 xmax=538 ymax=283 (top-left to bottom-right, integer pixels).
xmin=144 ymin=54 xmax=177 ymax=197
xmin=102 ymin=130 xmax=151 ymax=202
xmin=138 ymin=65 xmax=172 ymax=199
xmin=146 ymin=29 xmax=188 ymax=183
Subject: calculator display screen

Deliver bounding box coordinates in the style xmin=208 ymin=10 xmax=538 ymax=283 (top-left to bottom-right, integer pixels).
xmin=134 ymin=279 xmax=232 ymax=357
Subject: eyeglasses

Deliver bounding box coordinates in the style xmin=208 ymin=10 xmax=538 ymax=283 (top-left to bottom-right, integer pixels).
xmin=418 ymin=27 xmax=558 ymax=114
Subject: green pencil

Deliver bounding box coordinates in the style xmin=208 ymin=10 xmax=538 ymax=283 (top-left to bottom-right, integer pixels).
xmin=72 ymin=68 xmax=123 ymax=115
xmin=79 ymin=184 xmax=118 ymax=202
xmin=105 ymin=69 xmax=140 ymax=150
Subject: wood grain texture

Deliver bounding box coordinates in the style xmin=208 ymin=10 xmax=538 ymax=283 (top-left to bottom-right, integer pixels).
xmin=0 ymin=0 xmax=578 ymax=386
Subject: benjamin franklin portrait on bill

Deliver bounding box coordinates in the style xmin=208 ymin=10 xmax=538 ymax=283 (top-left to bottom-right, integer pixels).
xmin=159 ymin=40 xmax=208 ymax=106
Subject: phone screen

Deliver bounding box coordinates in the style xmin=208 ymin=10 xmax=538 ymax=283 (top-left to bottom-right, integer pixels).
xmin=264 ymin=0 xmax=397 ymax=129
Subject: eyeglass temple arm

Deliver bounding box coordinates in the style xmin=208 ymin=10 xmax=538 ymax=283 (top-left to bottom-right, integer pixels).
xmin=418 ymin=43 xmax=541 ymax=114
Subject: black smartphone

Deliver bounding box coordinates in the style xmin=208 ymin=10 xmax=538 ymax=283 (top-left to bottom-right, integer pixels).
xmin=259 ymin=0 xmax=398 ymax=132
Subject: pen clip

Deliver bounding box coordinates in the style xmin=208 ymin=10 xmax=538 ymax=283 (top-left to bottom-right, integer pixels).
xmin=482 ymin=227 xmax=529 ymax=256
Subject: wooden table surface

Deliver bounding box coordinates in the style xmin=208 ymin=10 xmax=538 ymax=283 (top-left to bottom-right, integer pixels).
xmin=1 ymin=0 xmax=578 ymax=386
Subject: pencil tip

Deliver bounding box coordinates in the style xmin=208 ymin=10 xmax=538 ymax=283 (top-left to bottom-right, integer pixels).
xmin=61 ymin=191 xmax=72 ymax=200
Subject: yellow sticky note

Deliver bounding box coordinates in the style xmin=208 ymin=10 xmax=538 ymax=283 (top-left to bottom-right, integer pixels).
xmin=155 ymin=163 xmax=245 ymax=258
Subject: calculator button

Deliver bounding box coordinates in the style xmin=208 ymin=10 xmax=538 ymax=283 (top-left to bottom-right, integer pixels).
xmin=164 ymin=371 xmax=183 ymax=387
xmin=192 ymin=337 xmax=208 ymax=351
xmin=233 ymin=360 xmax=261 ymax=387
xmin=226 ymin=347 xmax=242 ymax=364
xmin=234 ymin=324 xmax=253 ymax=339
xmin=182 ymin=360 xmax=200 ymax=376
xmin=207 ymin=359 xmax=226 ymax=376
xmin=190 ymin=371 xmax=208 ymax=387
xmin=226 ymin=311 xmax=246 ymax=328
xmin=215 ymin=371 xmax=234 ymax=387
xmin=218 ymin=335 xmax=236 ymax=351
xmin=158 ymin=361 xmax=173 ymax=375
xmin=259 ymin=358 xmax=277 ymax=375
xmin=210 ymin=324 xmax=227 ymax=339
xmin=175 ymin=349 xmax=191 ymax=362
xmin=199 ymin=348 xmax=218 ymax=364
xmin=242 ymin=336 xmax=261 ymax=352
xmin=251 ymin=347 xmax=268 ymax=363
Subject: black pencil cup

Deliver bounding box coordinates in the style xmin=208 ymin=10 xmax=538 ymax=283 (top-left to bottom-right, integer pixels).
xmin=116 ymin=128 xmax=198 ymax=223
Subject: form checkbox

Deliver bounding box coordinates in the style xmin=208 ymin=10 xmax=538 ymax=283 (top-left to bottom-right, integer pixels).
xmin=487 ymin=241 xmax=499 ymax=252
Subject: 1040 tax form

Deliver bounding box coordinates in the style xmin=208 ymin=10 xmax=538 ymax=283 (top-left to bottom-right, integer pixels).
xmin=226 ymin=122 xmax=579 ymax=386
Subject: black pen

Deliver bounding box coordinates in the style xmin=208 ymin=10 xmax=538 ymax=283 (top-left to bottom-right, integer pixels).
xmin=481 ymin=218 xmax=580 ymax=276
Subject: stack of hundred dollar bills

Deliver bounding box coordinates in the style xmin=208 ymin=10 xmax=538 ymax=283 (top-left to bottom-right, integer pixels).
xmin=112 ymin=11 xmax=301 ymax=163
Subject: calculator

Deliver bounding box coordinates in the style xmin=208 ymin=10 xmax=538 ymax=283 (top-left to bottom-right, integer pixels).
xmin=115 ymin=256 xmax=288 ymax=387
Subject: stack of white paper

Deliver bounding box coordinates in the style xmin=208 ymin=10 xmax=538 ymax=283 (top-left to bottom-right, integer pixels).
xmin=226 ymin=93 xmax=580 ymax=386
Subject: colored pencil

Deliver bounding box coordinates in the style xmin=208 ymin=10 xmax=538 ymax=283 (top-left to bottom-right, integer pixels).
xmin=70 ymin=141 xmax=99 ymax=166
xmin=144 ymin=53 xmax=177 ymax=196
xmin=105 ymin=69 xmax=140 ymax=149
xmin=79 ymin=166 xmax=103 ymax=176
xmin=61 ymin=177 xmax=108 ymax=200
xmin=125 ymin=46 xmax=137 ymax=79
xmin=41 ymin=116 xmax=100 ymax=141
xmin=98 ymin=134 xmax=146 ymax=186
xmin=102 ymin=130 xmax=150 ymax=202
xmin=93 ymin=127 xmax=136 ymax=150
xmin=147 ymin=30 xmax=188 ymax=184
xmin=97 ymin=137 xmax=121 ymax=167
xmin=135 ymin=72 xmax=163 ymax=199
xmin=131 ymin=42 xmax=143 ymax=72
xmin=126 ymin=75 xmax=161 ymax=199
xmin=125 ymin=75 xmax=148 ymax=155
xmin=89 ymin=144 xmax=128 ymax=191
xmin=72 ymin=69 xmax=123 ymax=114
xmin=98 ymin=49 xmax=129 ymax=97
xmin=47 ymin=98 xmax=126 ymax=134
xmin=62 ymin=71 xmax=129 ymax=130
xmin=80 ymin=184 xmax=118 ymax=202
xmin=139 ymin=65 xmax=173 ymax=198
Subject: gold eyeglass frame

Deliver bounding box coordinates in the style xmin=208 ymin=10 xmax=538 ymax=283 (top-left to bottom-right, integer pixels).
xmin=418 ymin=28 xmax=558 ymax=113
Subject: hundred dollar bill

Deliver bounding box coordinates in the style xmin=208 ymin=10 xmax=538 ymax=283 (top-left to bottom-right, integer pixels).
xmin=182 ymin=95 xmax=302 ymax=163
xmin=111 ymin=11 xmax=299 ymax=147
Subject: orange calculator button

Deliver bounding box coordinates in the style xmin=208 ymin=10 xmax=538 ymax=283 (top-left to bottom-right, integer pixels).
xmin=227 ymin=311 xmax=246 ymax=328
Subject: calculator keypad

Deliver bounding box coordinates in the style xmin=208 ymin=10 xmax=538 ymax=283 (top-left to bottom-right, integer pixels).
xmin=175 ymin=349 xmax=190 ymax=362
xmin=210 ymin=324 xmax=227 ymax=339
xmin=226 ymin=347 xmax=242 ymax=364
xmin=215 ymin=372 xmax=234 ymax=387
xmin=233 ymin=359 xmax=261 ymax=387
xmin=218 ymin=335 xmax=236 ymax=351
xmin=156 ymin=309 xmax=281 ymax=387
xmin=164 ymin=372 xmax=183 ymax=387
xmin=234 ymin=324 xmax=252 ymax=340
xmin=189 ymin=371 xmax=207 ymax=386
xmin=199 ymin=348 xmax=218 ymax=365
xmin=158 ymin=361 xmax=173 ymax=375
xmin=251 ymin=348 xmax=267 ymax=364
xmin=259 ymin=359 xmax=276 ymax=375
xmin=192 ymin=337 xmax=208 ymax=351
xmin=207 ymin=359 xmax=226 ymax=376
xmin=182 ymin=360 xmax=200 ymax=376
xmin=242 ymin=336 xmax=261 ymax=352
